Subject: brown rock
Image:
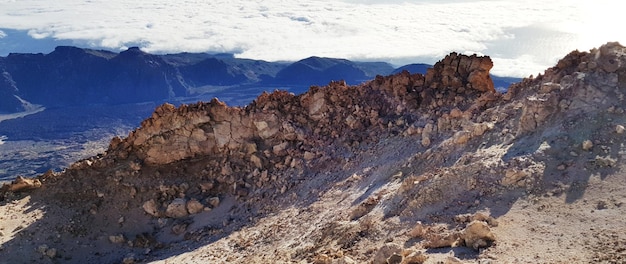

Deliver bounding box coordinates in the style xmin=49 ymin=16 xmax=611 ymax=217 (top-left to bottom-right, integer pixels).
xmin=250 ymin=154 xmax=263 ymax=169
xmin=425 ymin=52 xmax=495 ymax=92
xmin=387 ymin=253 xmax=403 ymax=264
xmin=142 ymin=199 xmax=160 ymax=217
xmin=165 ymin=198 xmax=189 ymax=218
xmin=186 ymin=199 xmax=204 ymax=215
xmin=402 ymin=251 xmax=428 ymax=264
xmin=373 ymin=243 xmax=403 ymax=264
xmin=304 ymin=151 xmax=316 ymax=161
xmin=171 ymin=223 xmax=187 ymax=235
xmin=462 ymin=220 xmax=496 ymax=250
xmin=109 ymin=234 xmax=126 ymax=244
xmin=582 ymin=140 xmax=594 ymax=151
xmin=208 ymin=197 xmax=220 ymax=208
xmin=445 ymin=256 xmax=464 ymax=264
xmin=6 ymin=176 xmax=42 ymax=192
xmin=501 ymin=169 xmax=529 ymax=186
xmin=408 ymin=222 xmax=425 ymax=238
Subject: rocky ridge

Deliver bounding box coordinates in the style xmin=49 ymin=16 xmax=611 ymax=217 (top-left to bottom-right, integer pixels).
xmin=2 ymin=42 xmax=626 ymax=263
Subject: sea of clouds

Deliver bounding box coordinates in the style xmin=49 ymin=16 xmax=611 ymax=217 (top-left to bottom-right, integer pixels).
xmin=0 ymin=0 xmax=622 ymax=77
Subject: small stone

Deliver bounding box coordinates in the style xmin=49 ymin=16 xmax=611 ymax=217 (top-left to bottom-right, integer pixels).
xmin=123 ymin=254 xmax=136 ymax=264
xmin=45 ymin=248 xmax=57 ymax=258
xmin=199 ymin=182 xmax=214 ymax=192
xmin=37 ymin=244 xmax=49 ymax=255
xmin=449 ymin=108 xmax=463 ymax=118
xmin=118 ymin=216 xmax=125 ymax=224
xmin=165 ymin=198 xmax=189 ymax=218
xmin=186 ymin=199 xmax=204 ymax=215
xmin=557 ymin=164 xmax=567 ymax=170
xmin=403 ymin=251 xmax=428 ymax=264
xmin=462 ymin=221 xmax=496 ymax=250
xmin=373 ymin=243 xmax=402 ymax=264
xmin=303 ymin=151 xmax=316 ymax=161
xmin=387 ymin=253 xmax=403 ymax=264
xmin=408 ymin=222 xmax=425 ymax=238
xmin=616 ymin=125 xmax=625 ymax=134
xmin=250 ymin=154 xmax=263 ymax=169
xmin=582 ymin=140 xmax=593 ymax=151
xmin=109 ymin=234 xmax=126 ymax=244
xmin=208 ymin=197 xmax=220 ymax=208
xmin=142 ymin=199 xmax=160 ymax=217
xmin=171 ymin=224 xmax=187 ymax=235
xmin=501 ymin=169 xmax=528 ymax=186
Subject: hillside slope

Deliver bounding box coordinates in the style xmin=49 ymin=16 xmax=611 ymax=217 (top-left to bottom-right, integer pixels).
xmin=1 ymin=42 xmax=626 ymax=263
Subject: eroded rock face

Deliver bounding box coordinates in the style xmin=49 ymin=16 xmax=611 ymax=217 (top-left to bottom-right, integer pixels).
xmin=425 ymin=52 xmax=495 ymax=93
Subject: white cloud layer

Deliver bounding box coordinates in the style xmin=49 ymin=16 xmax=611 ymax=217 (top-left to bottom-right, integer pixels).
xmin=0 ymin=0 xmax=623 ymax=77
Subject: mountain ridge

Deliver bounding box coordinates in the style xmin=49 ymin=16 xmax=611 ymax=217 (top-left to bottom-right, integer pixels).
xmin=0 ymin=46 xmax=519 ymax=114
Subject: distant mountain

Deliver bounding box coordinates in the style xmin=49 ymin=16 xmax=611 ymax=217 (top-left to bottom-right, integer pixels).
xmin=0 ymin=46 xmax=185 ymax=109
xmin=271 ymin=56 xmax=391 ymax=86
xmin=0 ymin=70 xmax=25 ymax=112
xmin=0 ymin=46 xmax=520 ymax=114
xmin=392 ymin=63 xmax=431 ymax=75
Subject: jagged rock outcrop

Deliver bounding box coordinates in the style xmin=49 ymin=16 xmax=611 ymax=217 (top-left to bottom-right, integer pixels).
xmin=26 ymin=52 xmax=500 ymax=238
xmin=100 ymin=52 xmax=497 ymax=172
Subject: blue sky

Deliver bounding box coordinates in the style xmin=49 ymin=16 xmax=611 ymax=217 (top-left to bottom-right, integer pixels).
xmin=0 ymin=0 xmax=622 ymax=77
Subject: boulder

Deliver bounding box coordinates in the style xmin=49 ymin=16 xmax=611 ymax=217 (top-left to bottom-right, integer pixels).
xmin=165 ymin=198 xmax=189 ymax=218
xmin=461 ymin=220 xmax=496 ymax=250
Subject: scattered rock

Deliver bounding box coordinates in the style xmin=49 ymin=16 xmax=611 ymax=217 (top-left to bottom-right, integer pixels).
xmin=582 ymin=140 xmax=594 ymax=151
xmin=142 ymin=199 xmax=160 ymax=217
xmin=250 ymin=155 xmax=263 ymax=169
xmin=387 ymin=253 xmax=403 ymax=264
xmin=4 ymin=176 xmax=42 ymax=192
xmin=402 ymin=251 xmax=428 ymax=264
xmin=172 ymin=224 xmax=187 ymax=235
xmin=45 ymin=248 xmax=57 ymax=259
xmin=109 ymin=234 xmax=126 ymax=244
xmin=408 ymin=222 xmax=425 ymax=238
xmin=186 ymin=199 xmax=204 ymax=215
xmin=616 ymin=125 xmax=625 ymax=134
xmin=501 ymin=169 xmax=529 ymax=186
xmin=123 ymin=254 xmax=136 ymax=264
xmin=208 ymin=197 xmax=220 ymax=208
xmin=304 ymin=151 xmax=316 ymax=161
xmin=461 ymin=220 xmax=496 ymax=250
xmin=166 ymin=198 xmax=189 ymax=218
xmin=373 ymin=243 xmax=403 ymax=264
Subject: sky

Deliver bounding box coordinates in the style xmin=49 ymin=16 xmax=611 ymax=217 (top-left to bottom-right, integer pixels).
xmin=0 ymin=0 xmax=623 ymax=77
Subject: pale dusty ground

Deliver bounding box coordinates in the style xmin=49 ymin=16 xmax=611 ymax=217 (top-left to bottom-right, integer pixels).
xmin=2 ymin=134 xmax=625 ymax=263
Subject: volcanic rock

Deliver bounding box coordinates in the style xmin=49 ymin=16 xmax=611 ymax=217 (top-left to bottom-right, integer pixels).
xmin=461 ymin=221 xmax=496 ymax=250
xmin=165 ymin=198 xmax=189 ymax=218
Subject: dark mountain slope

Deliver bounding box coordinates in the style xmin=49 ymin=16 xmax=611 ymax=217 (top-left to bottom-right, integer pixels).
xmin=0 ymin=47 xmax=520 ymax=114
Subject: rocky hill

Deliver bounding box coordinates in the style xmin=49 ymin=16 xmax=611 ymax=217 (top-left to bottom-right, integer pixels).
xmin=1 ymin=42 xmax=626 ymax=263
